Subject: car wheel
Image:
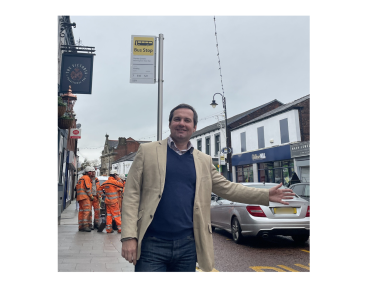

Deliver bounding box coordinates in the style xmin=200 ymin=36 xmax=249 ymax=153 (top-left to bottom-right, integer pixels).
xmin=291 ymin=235 xmax=309 ymax=244
xmin=231 ymin=217 xmax=244 ymax=244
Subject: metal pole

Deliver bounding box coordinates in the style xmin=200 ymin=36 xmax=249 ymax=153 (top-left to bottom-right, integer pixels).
xmin=157 ymin=33 xmax=164 ymax=141
xmin=223 ymin=97 xmax=231 ymax=181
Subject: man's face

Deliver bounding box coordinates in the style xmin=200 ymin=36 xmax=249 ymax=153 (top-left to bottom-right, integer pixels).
xmin=169 ymin=108 xmax=197 ymax=143
xmin=88 ymin=171 xmax=95 ymax=177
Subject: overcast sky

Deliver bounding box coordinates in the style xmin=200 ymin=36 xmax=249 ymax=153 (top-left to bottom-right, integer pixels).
xmin=69 ymin=16 xmax=309 ymax=163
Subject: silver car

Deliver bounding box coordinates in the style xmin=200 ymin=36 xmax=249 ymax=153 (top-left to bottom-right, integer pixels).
xmin=210 ymin=182 xmax=310 ymax=244
xmin=290 ymin=183 xmax=310 ymax=202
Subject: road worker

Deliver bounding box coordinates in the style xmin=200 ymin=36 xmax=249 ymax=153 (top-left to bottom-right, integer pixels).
xmin=118 ymin=174 xmax=126 ymax=212
xmin=98 ymin=169 xmax=124 ymax=233
xmin=90 ymin=172 xmax=102 ymax=229
xmin=76 ymin=166 xmax=95 ymax=232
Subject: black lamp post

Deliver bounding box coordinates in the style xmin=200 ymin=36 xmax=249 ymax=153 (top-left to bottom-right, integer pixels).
xmin=210 ymin=93 xmax=231 ymax=181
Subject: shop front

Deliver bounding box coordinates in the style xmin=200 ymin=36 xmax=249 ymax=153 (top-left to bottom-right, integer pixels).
xmin=232 ymin=144 xmax=293 ymax=185
xmin=291 ymin=141 xmax=310 ymax=183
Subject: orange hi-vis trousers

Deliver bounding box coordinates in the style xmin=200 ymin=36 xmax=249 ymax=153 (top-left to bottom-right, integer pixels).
xmin=78 ymin=198 xmax=92 ymax=230
xmin=106 ymin=202 xmax=121 ymax=233
xmin=92 ymin=195 xmax=100 ymax=226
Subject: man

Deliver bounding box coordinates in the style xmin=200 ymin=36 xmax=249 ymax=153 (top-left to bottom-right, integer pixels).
xmin=121 ymin=104 xmax=295 ymax=272
xmin=76 ymin=166 xmax=95 ymax=232
xmin=90 ymin=172 xmax=102 ymax=229
xmin=98 ymin=170 xmax=124 ymax=234
xmin=118 ymin=174 xmax=126 ymax=212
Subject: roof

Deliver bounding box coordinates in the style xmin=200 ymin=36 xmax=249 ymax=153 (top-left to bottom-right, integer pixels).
xmin=112 ymin=151 xmax=137 ymax=164
xmin=108 ymin=140 xmax=119 ymax=149
xmin=232 ymin=95 xmax=310 ymax=131
xmin=191 ymin=99 xmax=283 ymax=138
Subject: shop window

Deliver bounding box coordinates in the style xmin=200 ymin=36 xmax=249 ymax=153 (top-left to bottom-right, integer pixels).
xmin=280 ymin=118 xmax=289 ymax=144
xmin=257 ymin=126 xmax=265 ymax=149
xmin=243 ymin=165 xmax=253 ymax=182
xmin=236 ymin=166 xmax=243 ymax=182
xmin=205 ymin=137 xmax=210 ymax=155
xmin=214 ymin=134 xmax=220 ymax=156
xmin=197 ymin=139 xmax=202 ymax=151
xmin=240 ymin=132 xmax=246 ymax=152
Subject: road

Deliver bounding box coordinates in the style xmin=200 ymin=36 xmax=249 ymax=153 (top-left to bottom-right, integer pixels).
xmin=205 ymin=228 xmax=310 ymax=272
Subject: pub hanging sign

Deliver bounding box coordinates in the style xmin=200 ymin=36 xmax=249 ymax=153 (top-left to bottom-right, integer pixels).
xmin=59 ymin=53 xmax=94 ymax=94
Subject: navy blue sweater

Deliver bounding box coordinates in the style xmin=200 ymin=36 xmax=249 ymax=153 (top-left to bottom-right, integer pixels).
xmin=145 ymin=145 xmax=196 ymax=240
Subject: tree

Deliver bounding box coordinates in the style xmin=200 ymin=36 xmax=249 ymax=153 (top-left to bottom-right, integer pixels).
xmin=79 ymin=158 xmax=91 ymax=172
xmin=91 ymin=159 xmax=100 ymax=167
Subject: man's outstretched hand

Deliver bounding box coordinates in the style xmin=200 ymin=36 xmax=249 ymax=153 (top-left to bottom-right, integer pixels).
xmin=269 ymin=183 xmax=296 ymax=205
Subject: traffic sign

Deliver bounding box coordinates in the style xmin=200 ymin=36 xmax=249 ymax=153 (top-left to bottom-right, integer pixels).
xmin=221 ymin=147 xmax=232 ymax=154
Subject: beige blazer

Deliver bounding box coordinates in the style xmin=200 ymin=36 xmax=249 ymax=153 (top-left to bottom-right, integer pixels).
xmin=121 ymin=138 xmax=269 ymax=272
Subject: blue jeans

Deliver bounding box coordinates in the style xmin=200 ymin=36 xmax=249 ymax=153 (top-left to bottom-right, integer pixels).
xmin=135 ymin=235 xmax=197 ymax=272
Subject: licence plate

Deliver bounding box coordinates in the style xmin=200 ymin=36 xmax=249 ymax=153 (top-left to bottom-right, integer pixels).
xmin=274 ymin=207 xmax=296 ymax=214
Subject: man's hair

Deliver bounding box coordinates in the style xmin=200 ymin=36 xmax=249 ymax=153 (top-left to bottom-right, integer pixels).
xmin=168 ymin=103 xmax=198 ymax=127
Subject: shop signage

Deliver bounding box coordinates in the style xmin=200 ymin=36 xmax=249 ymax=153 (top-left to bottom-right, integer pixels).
xmin=290 ymin=141 xmax=310 ymax=158
xmin=220 ymin=155 xmax=226 ymax=165
xmin=232 ymin=144 xmax=291 ymax=166
xmin=59 ymin=53 xmax=94 ymax=94
xmin=70 ymin=128 xmax=81 ymax=139
xmin=252 ymin=153 xmax=266 ymax=161
xmin=130 ymin=35 xmax=157 ymax=84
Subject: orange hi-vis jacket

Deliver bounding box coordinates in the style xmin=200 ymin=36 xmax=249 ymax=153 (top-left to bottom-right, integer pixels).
xmin=76 ymin=175 xmax=93 ymax=201
xmin=98 ymin=176 xmax=124 ymax=205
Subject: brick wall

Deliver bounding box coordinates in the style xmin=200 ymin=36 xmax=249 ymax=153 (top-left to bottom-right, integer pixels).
xmin=296 ymin=98 xmax=310 ymax=141
xmin=66 ymin=118 xmax=77 ymax=152
xmin=113 ymin=138 xmax=141 ymax=161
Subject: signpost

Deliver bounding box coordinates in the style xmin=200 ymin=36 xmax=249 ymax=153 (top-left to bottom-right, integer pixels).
xmin=221 ymin=147 xmax=232 ymax=154
xmin=130 ymin=34 xmax=164 ymax=141
xmin=70 ymin=128 xmax=81 ymax=139
xmin=130 ymin=35 xmax=157 ymax=84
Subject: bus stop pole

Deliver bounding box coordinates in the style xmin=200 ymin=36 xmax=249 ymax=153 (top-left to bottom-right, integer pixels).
xmin=157 ymin=34 xmax=164 ymax=141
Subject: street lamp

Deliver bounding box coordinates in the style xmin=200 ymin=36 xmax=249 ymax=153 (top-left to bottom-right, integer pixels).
xmin=210 ymin=93 xmax=231 ymax=181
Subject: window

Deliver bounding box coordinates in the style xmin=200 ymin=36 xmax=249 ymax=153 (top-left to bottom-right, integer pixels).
xmin=197 ymin=139 xmax=202 ymax=151
xmin=205 ymin=137 xmax=210 ymax=155
xmin=280 ymin=118 xmax=289 ymax=144
xmin=240 ymin=132 xmax=246 ymax=152
xmin=214 ymin=134 xmax=220 ymax=156
xmin=257 ymin=126 xmax=265 ymax=149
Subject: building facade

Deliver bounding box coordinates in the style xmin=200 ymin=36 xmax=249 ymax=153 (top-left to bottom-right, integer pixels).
xmin=58 ymin=16 xmax=77 ymax=223
xmin=111 ymin=152 xmax=136 ymax=177
xmin=100 ymin=134 xmax=150 ymax=176
xmin=231 ymin=95 xmax=310 ymax=185
xmin=190 ymin=99 xmax=283 ymax=179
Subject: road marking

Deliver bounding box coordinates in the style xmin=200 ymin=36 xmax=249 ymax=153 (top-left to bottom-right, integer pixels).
xmin=301 ymin=249 xmax=310 ymax=253
xmin=250 ymin=266 xmax=286 ymax=272
xmin=277 ymin=265 xmax=299 ymax=272
xmin=295 ymin=264 xmax=310 ymax=270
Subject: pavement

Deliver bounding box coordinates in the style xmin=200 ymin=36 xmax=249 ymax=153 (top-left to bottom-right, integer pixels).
xmin=59 ymin=199 xmax=202 ymax=272
xmin=58 ymin=199 xmax=134 ymax=272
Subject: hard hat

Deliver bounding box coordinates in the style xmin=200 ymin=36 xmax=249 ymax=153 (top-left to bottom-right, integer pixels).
xmin=85 ymin=166 xmax=95 ymax=173
xmin=110 ymin=169 xmax=118 ymax=175
xmin=119 ymin=174 xmax=126 ymax=180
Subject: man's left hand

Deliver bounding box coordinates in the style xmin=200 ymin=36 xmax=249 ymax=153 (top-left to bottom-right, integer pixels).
xmin=269 ymin=183 xmax=296 ymax=205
